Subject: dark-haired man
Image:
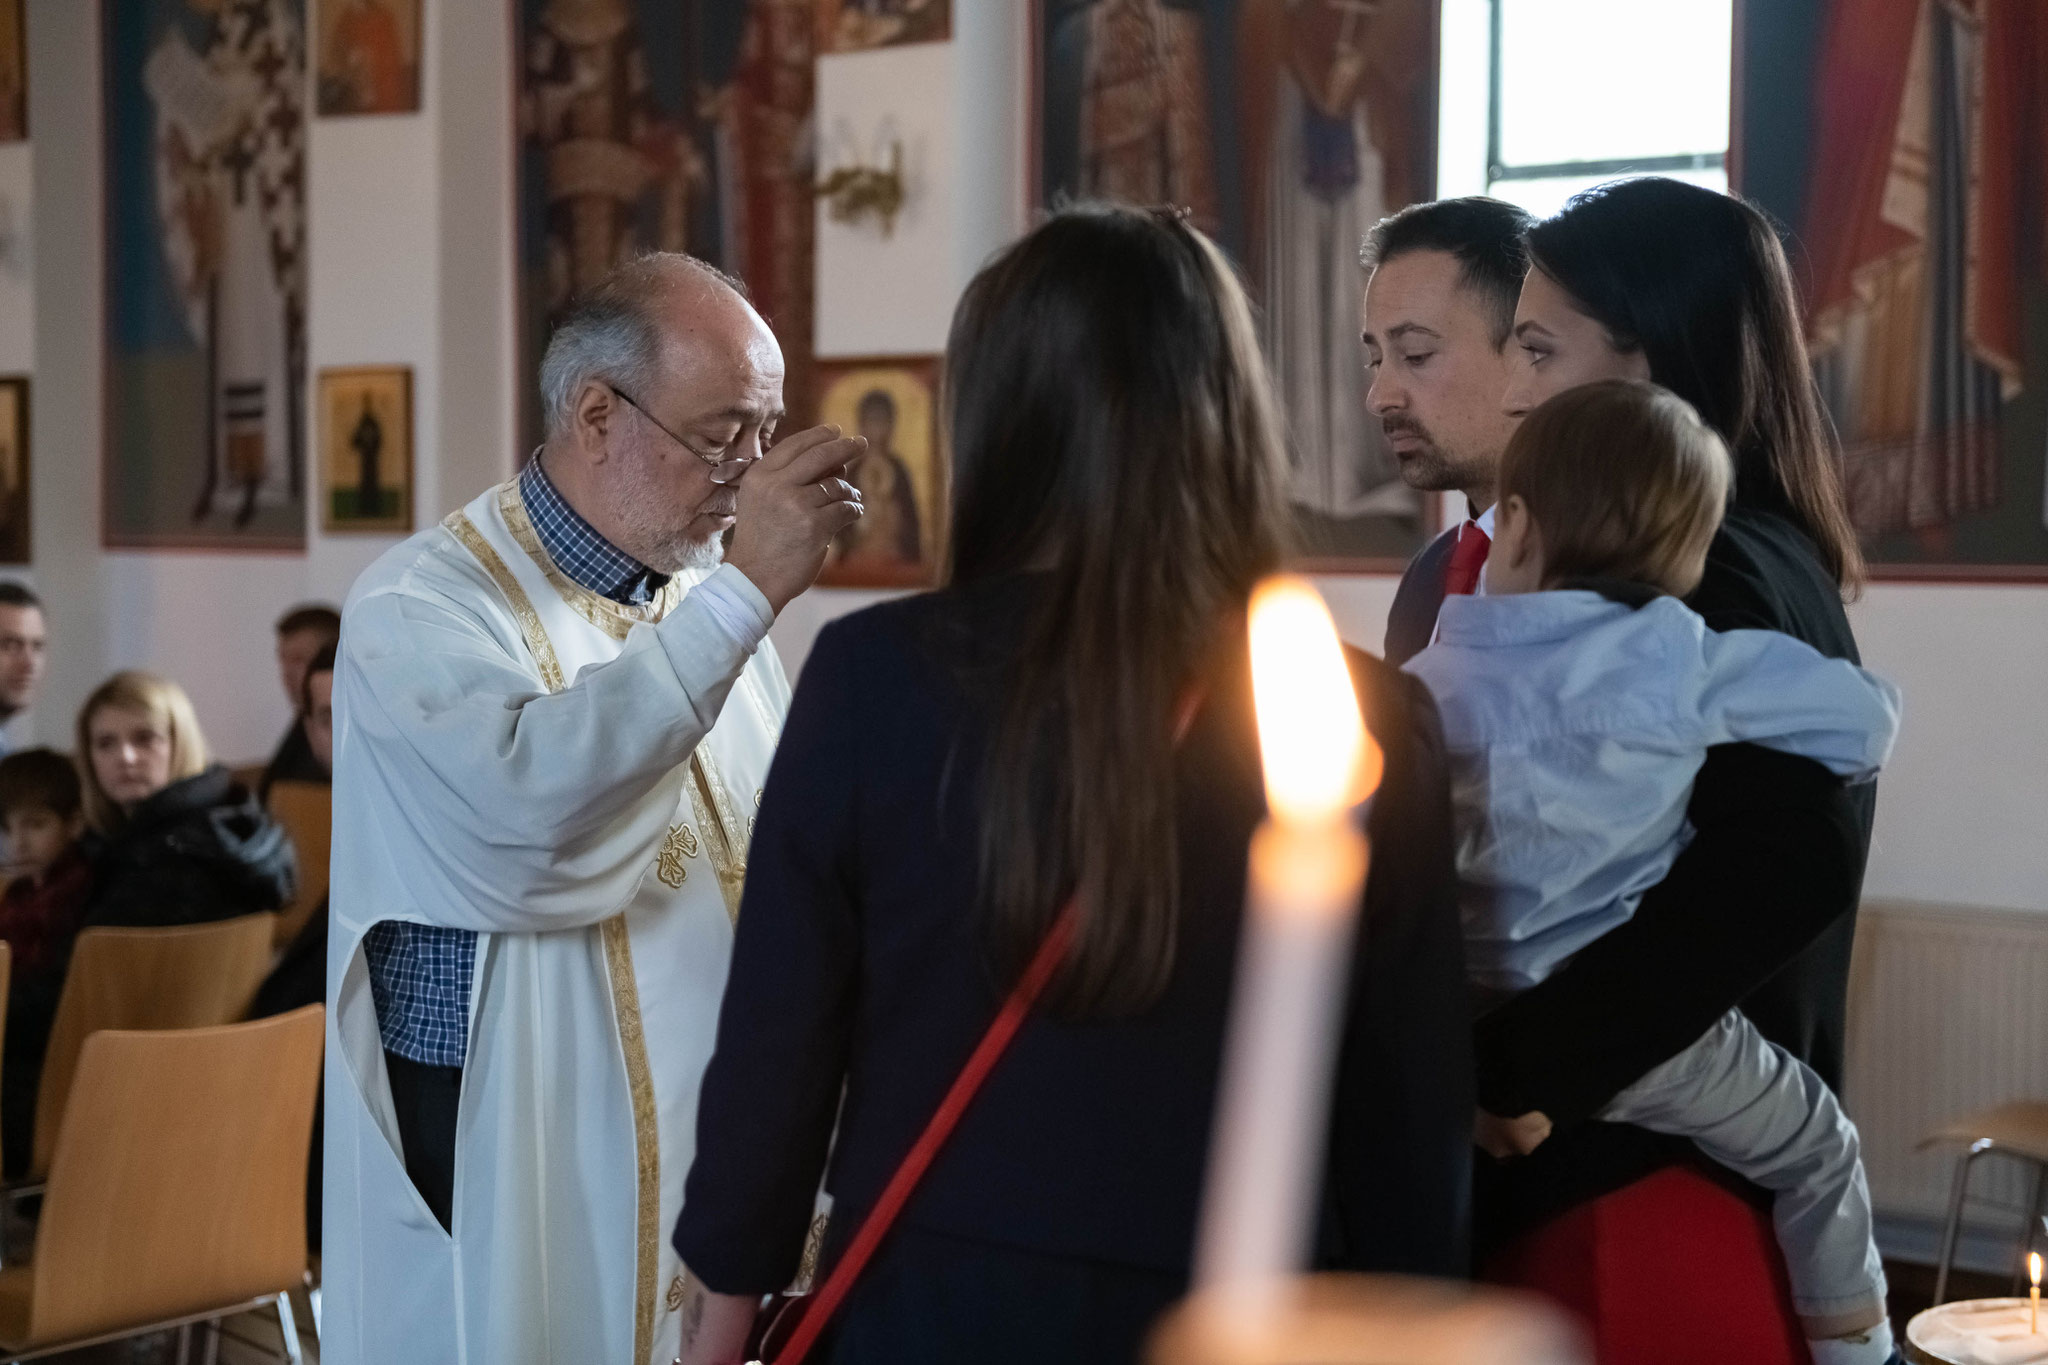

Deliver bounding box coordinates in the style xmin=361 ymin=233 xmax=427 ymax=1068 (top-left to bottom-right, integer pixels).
xmin=0 ymin=583 xmax=48 ymax=758
xmin=261 ymin=603 xmax=341 ymax=798
xmin=1360 ymin=197 xmax=1534 ymax=664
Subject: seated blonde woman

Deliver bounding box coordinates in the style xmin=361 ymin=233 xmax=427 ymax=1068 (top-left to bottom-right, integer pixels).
xmin=76 ymin=670 xmax=294 ymax=929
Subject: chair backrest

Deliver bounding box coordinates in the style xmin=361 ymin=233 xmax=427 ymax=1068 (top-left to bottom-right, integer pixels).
xmin=31 ymin=913 xmax=277 ymax=1177
xmin=267 ymin=780 xmax=332 ymax=948
xmin=25 ymin=1007 xmax=323 ymax=1346
xmin=0 ymin=942 xmax=11 ymax=1175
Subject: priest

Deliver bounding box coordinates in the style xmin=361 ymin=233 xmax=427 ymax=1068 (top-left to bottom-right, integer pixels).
xmin=323 ymin=254 xmax=865 ymax=1365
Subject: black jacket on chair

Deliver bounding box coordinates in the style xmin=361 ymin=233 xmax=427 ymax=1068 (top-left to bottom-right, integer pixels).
xmin=1384 ymin=524 xmax=1461 ymax=667
xmin=675 ymin=575 xmax=1474 ymax=1362
xmin=82 ymin=765 xmax=296 ymax=929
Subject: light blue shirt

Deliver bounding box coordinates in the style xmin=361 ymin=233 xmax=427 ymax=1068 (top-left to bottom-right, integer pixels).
xmin=1404 ymin=589 xmax=1901 ymax=993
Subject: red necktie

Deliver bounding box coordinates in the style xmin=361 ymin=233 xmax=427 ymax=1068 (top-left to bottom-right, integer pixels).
xmin=1442 ymin=520 xmax=1492 ymax=598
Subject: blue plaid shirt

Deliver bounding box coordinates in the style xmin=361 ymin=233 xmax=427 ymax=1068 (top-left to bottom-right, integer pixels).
xmin=362 ymin=458 xmax=670 ymax=1067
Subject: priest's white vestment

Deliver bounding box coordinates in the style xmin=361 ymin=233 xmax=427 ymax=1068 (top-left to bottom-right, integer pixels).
xmin=323 ymin=478 xmax=789 ymax=1365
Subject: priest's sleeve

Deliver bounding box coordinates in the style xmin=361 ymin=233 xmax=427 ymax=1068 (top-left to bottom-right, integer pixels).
xmin=338 ymin=565 xmax=769 ymax=933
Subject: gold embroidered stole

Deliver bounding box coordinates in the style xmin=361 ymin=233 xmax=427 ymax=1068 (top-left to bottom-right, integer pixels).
xmin=445 ymin=487 xmax=757 ymax=1365
xmin=489 ymin=483 xmax=753 ymax=921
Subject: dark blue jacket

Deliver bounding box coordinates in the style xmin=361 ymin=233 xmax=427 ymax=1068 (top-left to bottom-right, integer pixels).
xmin=1384 ymin=524 xmax=1461 ymax=667
xmin=676 ymin=574 xmax=1474 ymax=1301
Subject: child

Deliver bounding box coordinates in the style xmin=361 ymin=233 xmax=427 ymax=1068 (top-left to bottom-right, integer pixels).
xmin=1405 ymin=380 xmax=1902 ymax=1365
xmin=0 ymin=748 xmax=92 ymax=984
xmin=0 ymin=748 xmax=93 ymax=1178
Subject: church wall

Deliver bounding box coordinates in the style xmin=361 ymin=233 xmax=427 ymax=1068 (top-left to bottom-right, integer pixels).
xmin=22 ymin=0 xmax=514 ymax=765
xmin=0 ymin=141 xmax=29 ymax=375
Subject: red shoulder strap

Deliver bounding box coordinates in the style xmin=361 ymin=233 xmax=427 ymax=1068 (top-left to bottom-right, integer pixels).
xmin=767 ymin=690 xmax=1203 ymax=1365
xmin=769 ymin=895 xmax=1081 ymax=1365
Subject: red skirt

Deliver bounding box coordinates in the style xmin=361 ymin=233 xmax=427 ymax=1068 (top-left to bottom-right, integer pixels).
xmin=1483 ymin=1165 xmax=1811 ymax=1365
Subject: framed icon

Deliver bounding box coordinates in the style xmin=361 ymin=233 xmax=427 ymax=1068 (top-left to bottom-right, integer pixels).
xmin=814 ymin=355 xmax=942 ymax=587
xmin=319 ymin=365 xmax=413 ymax=534
xmin=0 ymin=376 xmax=28 ymax=564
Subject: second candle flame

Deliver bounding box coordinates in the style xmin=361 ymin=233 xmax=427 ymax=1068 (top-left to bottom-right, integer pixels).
xmin=1248 ymin=576 xmax=1384 ymax=826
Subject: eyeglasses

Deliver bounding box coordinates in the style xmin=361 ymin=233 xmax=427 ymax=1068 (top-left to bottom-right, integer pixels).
xmin=610 ymin=385 xmax=761 ymax=486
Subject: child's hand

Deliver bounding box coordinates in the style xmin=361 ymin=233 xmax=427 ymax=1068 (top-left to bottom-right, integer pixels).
xmin=1475 ymin=1108 xmax=1554 ymax=1159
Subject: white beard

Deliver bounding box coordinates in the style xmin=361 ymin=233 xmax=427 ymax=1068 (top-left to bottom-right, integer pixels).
xmin=674 ymin=533 xmax=726 ymax=575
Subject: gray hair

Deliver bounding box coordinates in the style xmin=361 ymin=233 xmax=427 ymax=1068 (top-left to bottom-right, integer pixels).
xmin=537 ymin=253 xmax=751 ymax=440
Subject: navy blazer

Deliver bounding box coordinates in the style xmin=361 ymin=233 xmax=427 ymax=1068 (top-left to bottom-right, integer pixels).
xmin=1384 ymin=524 xmax=1460 ymax=667
xmin=676 ymin=574 xmax=1474 ymax=1295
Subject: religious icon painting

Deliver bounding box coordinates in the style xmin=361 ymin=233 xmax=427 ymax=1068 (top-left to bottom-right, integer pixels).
xmin=516 ymin=0 xmax=819 ymax=449
xmin=0 ymin=377 xmax=28 ymax=564
xmin=103 ymin=0 xmax=308 ymax=550
xmin=1034 ymin=0 xmax=1441 ymax=571
xmin=0 ymin=0 xmax=25 ymax=143
xmin=819 ymin=0 xmax=952 ymax=53
xmin=315 ymin=0 xmax=422 ymax=116
xmin=1736 ymin=0 xmax=2048 ymax=581
xmin=318 ymin=365 xmax=413 ymax=533
xmin=814 ymin=356 xmax=942 ymax=588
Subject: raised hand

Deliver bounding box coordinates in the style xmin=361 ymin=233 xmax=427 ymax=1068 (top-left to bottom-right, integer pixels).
xmin=724 ymin=425 xmax=867 ymax=615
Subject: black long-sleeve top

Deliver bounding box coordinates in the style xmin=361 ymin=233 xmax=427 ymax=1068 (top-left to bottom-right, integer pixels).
xmin=675 ymin=574 xmax=1475 ymax=1293
xmin=1471 ymin=504 xmax=1877 ymax=1240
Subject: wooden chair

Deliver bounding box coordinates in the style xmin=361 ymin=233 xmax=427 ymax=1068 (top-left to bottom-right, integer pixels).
xmin=0 ymin=944 xmax=11 ymax=1178
xmin=26 ymin=914 xmax=276 ymax=1185
xmin=266 ymin=781 xmax=332 ymax=949
xmin=0 ymin=1006 xmax=323 ymax=1362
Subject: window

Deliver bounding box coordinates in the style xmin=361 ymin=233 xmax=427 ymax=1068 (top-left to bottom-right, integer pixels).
xmin=1437 ymin=0 xmax=1734 ymax=220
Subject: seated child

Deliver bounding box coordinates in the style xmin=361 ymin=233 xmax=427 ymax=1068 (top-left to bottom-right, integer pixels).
xmin=0 ymin=749 xmax=94 ymax=1177
xmin=1405 ymin=380 xmax=1902 ymax=1365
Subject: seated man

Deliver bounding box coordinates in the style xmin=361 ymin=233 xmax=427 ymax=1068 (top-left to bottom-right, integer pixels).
xmin=260 ymin=603 xmax=340 ymax=800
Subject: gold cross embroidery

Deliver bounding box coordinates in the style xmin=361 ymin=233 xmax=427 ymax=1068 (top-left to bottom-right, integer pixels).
xmin=656 ymin=823 xmax=699 ymax=889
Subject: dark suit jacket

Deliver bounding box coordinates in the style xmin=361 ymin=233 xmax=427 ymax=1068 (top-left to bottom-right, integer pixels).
xmin=1385 ymin=524 xmax=1460 ymax=666
xmin=1469 ymin=504 xmax=1877 ymax=1244
xmin=676 ymin=574 xmax=1474 ymax=1298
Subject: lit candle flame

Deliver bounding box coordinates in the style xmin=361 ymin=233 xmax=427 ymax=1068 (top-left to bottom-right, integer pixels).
xmin=2033 ymin=1250 xmax=2042 ymax=1288
xmin=1249 ymin=577 xmax=1384 ymax=825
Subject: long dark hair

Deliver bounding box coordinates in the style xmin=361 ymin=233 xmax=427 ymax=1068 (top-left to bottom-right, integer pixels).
xmin=1525 ymin=178 xmax=1865 ymax=593
xmin=946 ymin=205 xmax=1291 ymax=1017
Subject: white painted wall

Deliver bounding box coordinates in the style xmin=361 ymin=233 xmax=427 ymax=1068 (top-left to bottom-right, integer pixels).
xmin=814 ymin=43 xmax=958 ymax=358
xmin=0 ymin=140 xmax=30 ymax=374
xmin=24 ymin=0 xmax=513 ymax=763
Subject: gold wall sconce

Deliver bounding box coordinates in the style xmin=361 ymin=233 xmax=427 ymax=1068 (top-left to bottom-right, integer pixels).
xmin=815 ymin=141 xmax=906 ymax=238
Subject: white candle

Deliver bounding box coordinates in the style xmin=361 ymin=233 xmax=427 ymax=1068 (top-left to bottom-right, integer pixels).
xmin=2031 ymin=1251 xmax=2041 ymax=1335
xmin=1193 ymin=577 xmax=1383 ymax=1331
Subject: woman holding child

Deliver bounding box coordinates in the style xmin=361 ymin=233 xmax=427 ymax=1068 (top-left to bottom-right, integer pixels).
xmin=1456 ymin=177 xmax=1891 ymax=1361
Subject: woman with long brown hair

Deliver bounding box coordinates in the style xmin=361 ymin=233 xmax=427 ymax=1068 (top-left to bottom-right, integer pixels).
xmin=669 ymin=205 xmax=1473 ymax=1363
